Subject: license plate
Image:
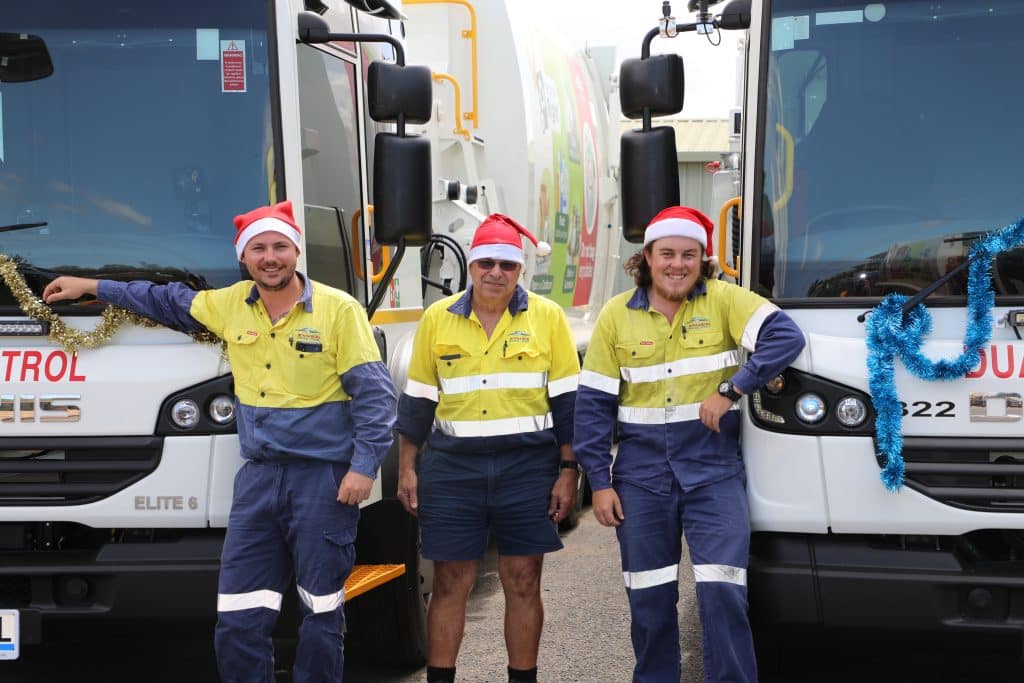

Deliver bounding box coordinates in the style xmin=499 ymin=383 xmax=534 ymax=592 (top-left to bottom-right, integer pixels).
xmin=0 ymin=609 xmax=18 ymax=660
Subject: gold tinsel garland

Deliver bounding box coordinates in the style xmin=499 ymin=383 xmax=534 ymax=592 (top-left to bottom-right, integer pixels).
xmin=0 ymin=255 xmax=223 ymax=353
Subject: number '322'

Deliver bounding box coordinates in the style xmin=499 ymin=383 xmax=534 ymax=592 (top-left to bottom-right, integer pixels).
xmin=900 ymin=401 xmax=955 ymax=417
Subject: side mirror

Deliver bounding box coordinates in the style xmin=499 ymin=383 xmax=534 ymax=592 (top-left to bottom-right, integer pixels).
xmin=367 ymin=61 xmax=432 ymax=125
xmin=619 ymin=53 xmax=683 ymax=241
xmin=373 ymin=134 xmax=431 ymax=246
xmin=367 ymin=62 xmax=433 ymax=246
xmin=717 ymin=0 xmax=752 ymax=30
xmin=619 ymin=54 xmax=684 ymax=120
xmin=0 ymin=33 xmax=54 ymax=83
xmin=621 ymin=127 xmax=680 ymax=242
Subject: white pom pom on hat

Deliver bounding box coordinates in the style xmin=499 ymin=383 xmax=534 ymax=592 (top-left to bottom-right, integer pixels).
xmin=643 ymin=206 xmax=715 ymax=257
xmin=468 ymin=213 xmax=546 ymax=264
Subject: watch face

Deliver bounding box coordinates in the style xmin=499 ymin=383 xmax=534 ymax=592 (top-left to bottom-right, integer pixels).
xmin=719 ymin=381 xmax=731 ymax=393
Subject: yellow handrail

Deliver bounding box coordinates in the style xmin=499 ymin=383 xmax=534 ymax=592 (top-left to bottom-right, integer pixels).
xmin=773 ymin=123 xmax=794 ymax=212
xmin=718 ymin=197 xmax=741 ymax=279
xmin=351 ymin=205 xmax=391 ymax=283
xmin=404 ymin=0 xmax=479 ymax=128
xmin=432 ymin=72 xmax=472 ymax=140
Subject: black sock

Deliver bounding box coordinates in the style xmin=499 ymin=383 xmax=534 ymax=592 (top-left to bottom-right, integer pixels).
xmin=508 ymin=666 xmax=538 ymax=682
xmin=426 ymin=665 xmax=456 ymax=683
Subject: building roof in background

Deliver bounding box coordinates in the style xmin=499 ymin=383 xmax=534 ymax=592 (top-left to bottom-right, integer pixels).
xmin=619 ymin=118 xmax=729 ymax=161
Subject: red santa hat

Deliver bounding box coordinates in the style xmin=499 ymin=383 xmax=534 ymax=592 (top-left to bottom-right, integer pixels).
xmin=468 ymin=213 xmax=551 ymax=265
xmin=232 ymin=200 xmax=302 ymax=259
xmin=644 ymin=206 xmax=715 ymax=257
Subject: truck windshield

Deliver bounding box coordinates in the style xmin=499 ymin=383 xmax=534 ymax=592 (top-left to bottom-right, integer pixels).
xmin=0 ymin=1 xmax=272 ymax=309
xmin=757 ymin=0 xmax=1024 ymax=301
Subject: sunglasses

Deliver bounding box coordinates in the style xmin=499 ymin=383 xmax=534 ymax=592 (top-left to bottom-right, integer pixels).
xmin=474 ymin=259 xmax=520 ymax=272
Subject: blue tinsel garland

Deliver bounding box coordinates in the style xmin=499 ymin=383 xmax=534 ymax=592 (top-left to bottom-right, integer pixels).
xmin=865 ymin=215 xmax=1024 ymax=491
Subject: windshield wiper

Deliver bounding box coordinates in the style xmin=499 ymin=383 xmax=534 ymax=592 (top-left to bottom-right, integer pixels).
xmin=897 ymin=252 xmax=983 ymax=317
xmin=0 ymin=221 xmax=47 ymax=233
xmin=858 ymin=235 xmax=983 ymax=323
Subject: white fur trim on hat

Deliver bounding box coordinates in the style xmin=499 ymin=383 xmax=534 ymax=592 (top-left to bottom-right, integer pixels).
xmin=235 ymin=217 xmax=302 ymax=259
xmin=643 ymin=217 xmax=707 ymax=248
xmin=468 ymin=243 xmax=525 ymax=265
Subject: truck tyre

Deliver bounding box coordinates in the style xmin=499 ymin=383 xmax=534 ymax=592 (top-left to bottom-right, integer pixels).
xmin=346 ymin=500 xmax=429 ymax=669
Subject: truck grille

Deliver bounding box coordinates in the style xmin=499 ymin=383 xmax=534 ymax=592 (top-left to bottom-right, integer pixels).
xmin=0 ymin=437 xmax=162 ymax=506
xmin=896 ymin=437 xmax=1024 ymax=512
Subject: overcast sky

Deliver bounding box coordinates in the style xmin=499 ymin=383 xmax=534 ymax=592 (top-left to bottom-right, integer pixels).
xmin=528 ymin=0 xmax=743 ymax=118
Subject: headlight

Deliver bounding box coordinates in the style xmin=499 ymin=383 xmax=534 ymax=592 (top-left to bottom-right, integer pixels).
xmin=208 ymin=395 xmax=236 ymax=425
xmin=835 ymin=396 xmax=868 ymax=427
xmin=795 ymin=393 xmax=826 ymax=424
xmin=170 ymin=399 xmax=200 ymax=429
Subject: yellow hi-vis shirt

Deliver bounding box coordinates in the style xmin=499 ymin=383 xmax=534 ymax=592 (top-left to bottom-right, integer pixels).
xmin=575 ymin=278 xmax=804 ymax=493
xmin=97 ymin=275 xmax=397 ymax=476
xmin=189 ymin=280 xmax=380 ymax=408
xmin=396 ymin=285 xmax=580 ymax=453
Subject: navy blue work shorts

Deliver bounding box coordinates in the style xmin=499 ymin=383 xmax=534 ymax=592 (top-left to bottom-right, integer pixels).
xmin=417 ymin=445 xmax=563 ymax=560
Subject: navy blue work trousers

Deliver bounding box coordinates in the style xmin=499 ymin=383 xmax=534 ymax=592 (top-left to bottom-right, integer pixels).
xmin=214 ymin=459 xmax=358 ymax=683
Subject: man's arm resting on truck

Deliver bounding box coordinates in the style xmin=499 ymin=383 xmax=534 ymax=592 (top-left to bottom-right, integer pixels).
xmin=43 ymin=275 xmax=206 ymax=333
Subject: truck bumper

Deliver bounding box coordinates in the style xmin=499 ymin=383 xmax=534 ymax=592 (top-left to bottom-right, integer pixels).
xmin=0 ymin=533 xmax=222 ymax=644
xmin=749 ymin=532 xmax=1024 ymax=636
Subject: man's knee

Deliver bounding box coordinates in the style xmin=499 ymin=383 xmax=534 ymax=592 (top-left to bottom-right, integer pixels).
xmin=499 ymin=555 xmax=543 ymax=600
xmin=431 ymin=559 xmax=478 ymax=600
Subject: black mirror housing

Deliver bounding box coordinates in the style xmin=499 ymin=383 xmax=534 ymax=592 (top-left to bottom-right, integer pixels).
xmin=717 ymin=0 xmax=752 ymax=30
xmin=621 ymin=127 xmax=680 ymax=242
xmin=0 ymin=33 xmax=54 ymax=83
xmin=619 ymin=54 xmax=685 ymax=120
xmin=368 ymin=62 xmax=432 ymax=124
xmin=373 ymin=134 xmax=432 ymax=246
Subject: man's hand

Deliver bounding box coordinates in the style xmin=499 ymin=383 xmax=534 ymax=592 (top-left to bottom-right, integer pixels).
xmin=397 ymin=466 xmax=419 ymax=516
xmin=592 ymin=488 xmax=625 ymax=527
xmin=337 ymin=471 xmax=374 ymax=505
xmin=548 ymin=470 xmax=578 ymax=523
xmin=42 ymin=276 xmax=99 ymax=304
xmin=699 ymin=392 xmax=737 ymax=433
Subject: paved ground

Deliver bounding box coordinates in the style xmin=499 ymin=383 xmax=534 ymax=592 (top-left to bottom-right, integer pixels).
xmin=4 ymin=508 xmax=1023 ymax=682
xmin=348 ymin=509 xmax=705 ymax=682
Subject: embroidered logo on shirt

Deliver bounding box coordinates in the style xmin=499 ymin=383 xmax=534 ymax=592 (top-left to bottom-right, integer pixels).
xmin=685 ymin=316 xmax=712 ymax=332
xmin=639 ymin=340 xmax=654 ymax=346
xmin=507 ymin=330 xmax=531 ymax=345
xmin=296 ymin=327 xmax=322 ymax=344
xmin=245 ymin=330 xmax=259 ymax=336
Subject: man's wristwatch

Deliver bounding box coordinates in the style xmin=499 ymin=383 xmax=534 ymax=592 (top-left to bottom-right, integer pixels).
xmin=559 ymin=460 xmax=582 ymax=474
xmin=717 ymin=380 xmax=742 ymax=402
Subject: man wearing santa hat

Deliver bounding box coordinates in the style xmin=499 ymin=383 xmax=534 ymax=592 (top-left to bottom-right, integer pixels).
xmin=573 ymin=206 xmax=806 ymax=682
xmin=43 ymin=200 xmax=397 ymax=683
xmin=394 ymin=213 xmax=580 ymax=683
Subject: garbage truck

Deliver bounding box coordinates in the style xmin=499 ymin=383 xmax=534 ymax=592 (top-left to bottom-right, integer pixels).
xmin=0 ymin=0 xmax=621 ymax=666
xmin=618 ymin=0 xmax=1024 ymax=662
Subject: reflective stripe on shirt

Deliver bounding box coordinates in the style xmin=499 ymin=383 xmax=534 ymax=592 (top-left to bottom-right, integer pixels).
xmin=435 ymin=413 xmax=553 ymax=437
xmin=404 ymin=378 xmax=439 ymax=402
xmin=440 ymin=371 xmax=548 ymax=395
xmin=547 ymin=373 xmax=580 ymax=397
xmin=741 ymin=301 xmax=780 ymax=352
xmin=580 ymin=369 xmax=620 ymax=396
xmin=618 ymin=402 xmax=740 ymax=425
xmin=620 ymin=349 xmax=740 ymax=384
